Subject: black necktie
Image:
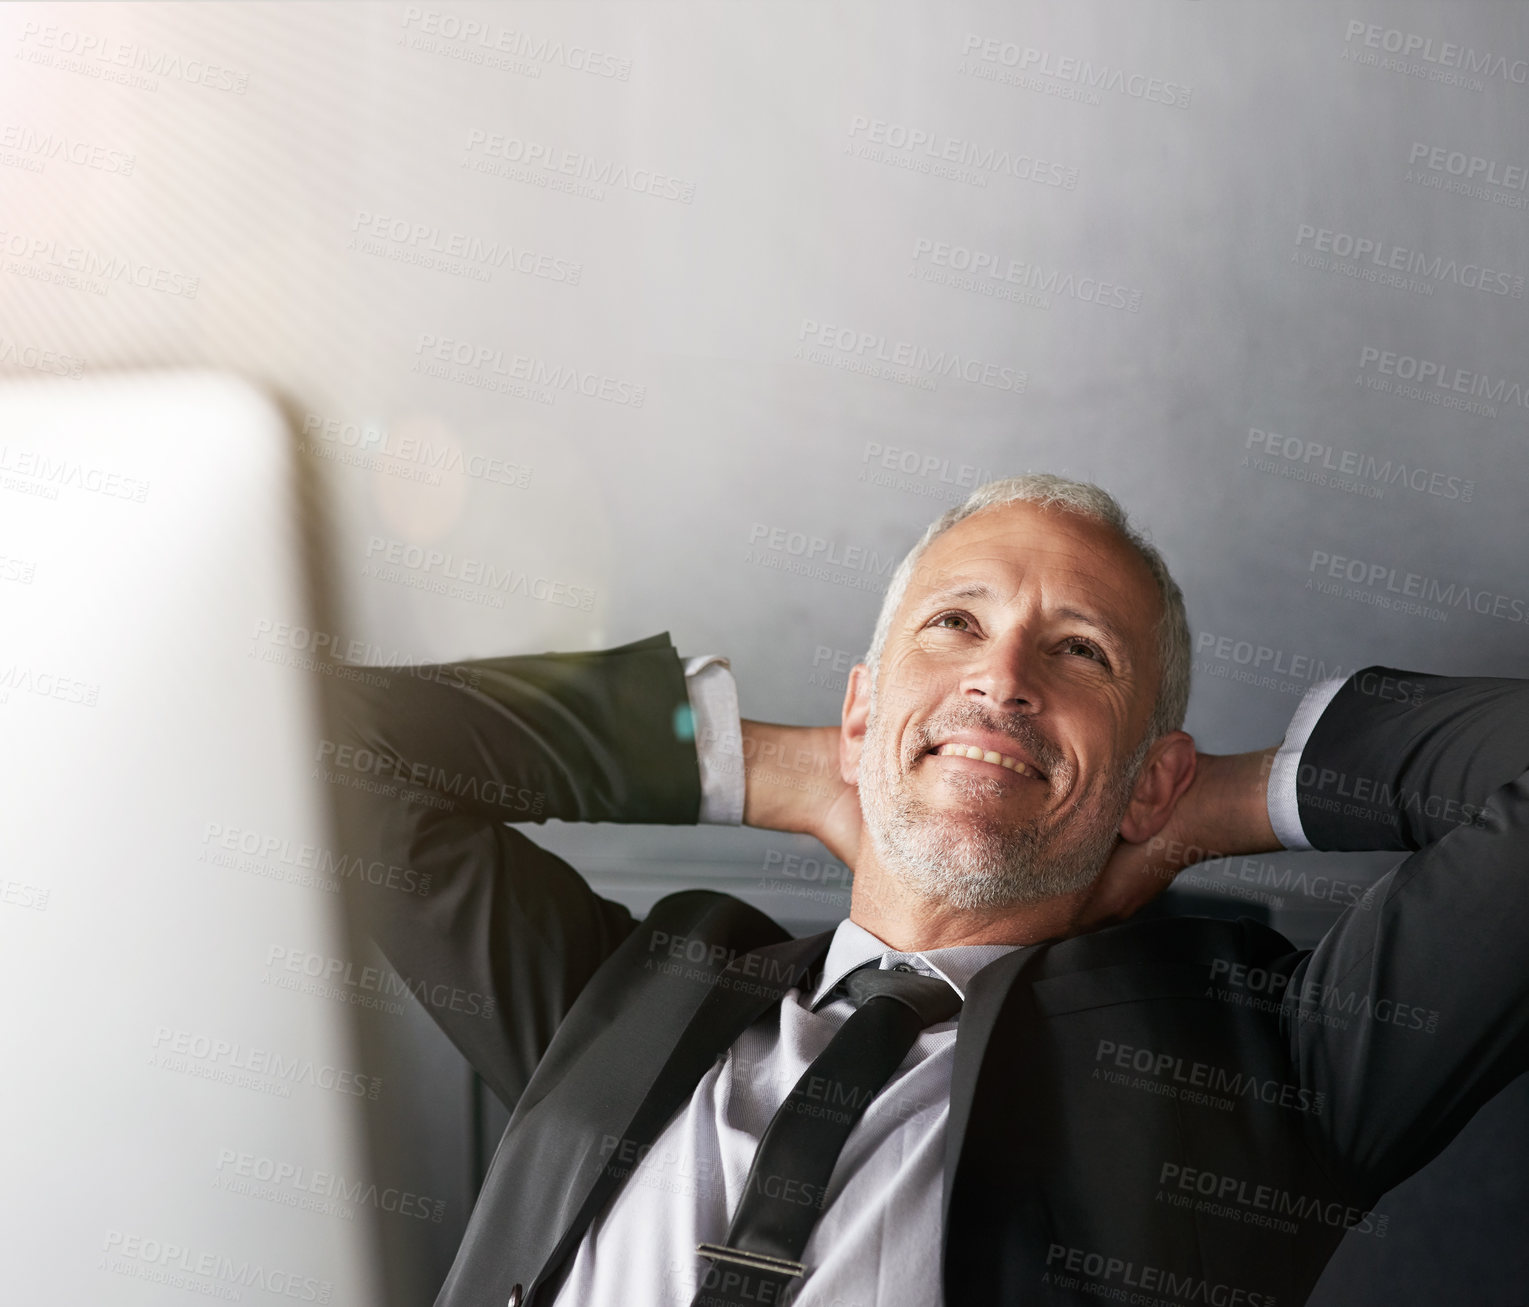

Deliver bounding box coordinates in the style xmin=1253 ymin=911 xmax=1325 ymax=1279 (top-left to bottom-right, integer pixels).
xmin=690 ymin=964 xmax=963 ymax=1307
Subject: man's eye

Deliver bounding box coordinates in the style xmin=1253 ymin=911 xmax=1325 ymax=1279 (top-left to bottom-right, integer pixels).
xmin=930 ymin=611 xmax=971 ymax=631
xmin=1064 ymin=638 xmax=1106 ymax=663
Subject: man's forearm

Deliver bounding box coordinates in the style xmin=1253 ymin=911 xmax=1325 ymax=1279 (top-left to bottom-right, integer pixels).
xmin=1180 ymin=747 xmax=1282 ymax=861
xmin=737 ymin=719 xmax=868 ymax=868
xmin=739 ymin=720 xmax=839 ymax=833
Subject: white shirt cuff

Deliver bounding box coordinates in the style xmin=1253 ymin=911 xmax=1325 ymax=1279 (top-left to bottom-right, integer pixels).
xmin=683 ymin=655 xmax=744 ymax=825
xmin=1266 ymin=675 xmax=1348 ymax=851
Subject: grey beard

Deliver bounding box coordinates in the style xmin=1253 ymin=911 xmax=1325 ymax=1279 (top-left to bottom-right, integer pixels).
xmin=857 ymin=695 xmax=1138 ymax=911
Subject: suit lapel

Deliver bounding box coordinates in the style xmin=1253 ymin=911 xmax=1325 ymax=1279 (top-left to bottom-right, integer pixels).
xmin=943 ymin=926 xmax=1149 ymax=1225
xmin=526 ymin=925 xmax=835 ymax=1296
xmin=939 ymin=922 xmax=1229 ymax=1302
xmin=943 ymin=919 xmax=1188 ymax=1215
xmin=943 ymin=945 xmax=1040 ymax=1224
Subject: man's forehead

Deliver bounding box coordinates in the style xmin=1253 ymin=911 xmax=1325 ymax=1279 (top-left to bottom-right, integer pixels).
xmin=904 ymin=505 xmax=1160 ymax=638
xmin=917 ymin=506 xmax=1148 ymax=593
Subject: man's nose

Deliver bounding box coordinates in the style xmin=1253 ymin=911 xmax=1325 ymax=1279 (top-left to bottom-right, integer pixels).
xmin=961 ymin=632 xmax=1042 ymax=711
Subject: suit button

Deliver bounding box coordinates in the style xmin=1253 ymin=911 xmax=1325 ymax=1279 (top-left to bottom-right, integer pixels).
xmin=507 ymin=1286 xmax=523 ymax=1307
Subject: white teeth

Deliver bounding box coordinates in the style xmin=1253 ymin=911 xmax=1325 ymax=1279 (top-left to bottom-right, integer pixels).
xmin=932 ymin=742 xmax=1037 ymax=778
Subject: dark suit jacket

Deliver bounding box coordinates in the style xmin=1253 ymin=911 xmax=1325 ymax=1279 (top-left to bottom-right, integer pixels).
xmin=326 ymin=633 xmax=1529 ymax=1307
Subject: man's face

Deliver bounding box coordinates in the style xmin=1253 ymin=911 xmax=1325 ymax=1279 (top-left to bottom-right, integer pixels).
xmin=849 ymin=501 xmax=1163 ymax=910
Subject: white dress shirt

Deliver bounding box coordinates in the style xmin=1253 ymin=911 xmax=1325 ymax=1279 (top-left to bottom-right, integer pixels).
xmin=548 ymin=658 xmax=1342 ymax=1305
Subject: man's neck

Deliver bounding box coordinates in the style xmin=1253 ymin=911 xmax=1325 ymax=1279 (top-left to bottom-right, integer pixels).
xmin=846 ymin=861 xmax=1089 ymax=952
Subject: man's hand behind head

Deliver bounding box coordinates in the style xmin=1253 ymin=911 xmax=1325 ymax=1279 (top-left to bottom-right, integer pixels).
xmin=1074 ymin=746 xmax=1282 ymax=933
xmin=741 ymin=720 xmax=864 ymax=869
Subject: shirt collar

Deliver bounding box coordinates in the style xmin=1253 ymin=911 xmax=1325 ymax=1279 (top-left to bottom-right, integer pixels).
xmin=807 ymin=917 xmax=1026 ymax=1009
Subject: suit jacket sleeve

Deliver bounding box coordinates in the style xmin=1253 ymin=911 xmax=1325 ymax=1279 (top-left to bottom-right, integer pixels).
xmin=1275 ymin=664 xmax=1529 ymax=1193
xmin=323 ymin=631 xmax=703 ymax=1109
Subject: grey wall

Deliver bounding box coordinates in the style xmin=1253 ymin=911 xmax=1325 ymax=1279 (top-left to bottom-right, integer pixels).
xmin=6 ymin=1 xmax=1528 ymax=1302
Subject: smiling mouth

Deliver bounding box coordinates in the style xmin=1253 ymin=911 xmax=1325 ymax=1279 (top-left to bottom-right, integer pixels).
xmin=924 ymin=742 xmax=1045 ymax=780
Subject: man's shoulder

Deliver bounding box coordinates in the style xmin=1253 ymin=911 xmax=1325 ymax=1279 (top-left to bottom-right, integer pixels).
xmin=1034 ymin=910 xmax=1301 ymax=977
xmin=617 ymin=888 xmax=804 ymax=959
xmin=963 ymin=913 xmax=1306 ymax=1025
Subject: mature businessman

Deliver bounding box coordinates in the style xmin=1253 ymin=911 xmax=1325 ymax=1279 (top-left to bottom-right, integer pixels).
xmin=327 ymin=473 xmax=1529 ymax=1307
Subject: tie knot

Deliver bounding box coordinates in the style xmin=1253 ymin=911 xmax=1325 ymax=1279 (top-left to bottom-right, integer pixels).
xmin=842 ymin=965 xmax=962 ymax=1028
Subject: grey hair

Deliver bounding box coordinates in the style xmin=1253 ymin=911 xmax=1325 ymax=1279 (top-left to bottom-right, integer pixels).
xmin=863 ymin=474 xmax=1191 ymax=769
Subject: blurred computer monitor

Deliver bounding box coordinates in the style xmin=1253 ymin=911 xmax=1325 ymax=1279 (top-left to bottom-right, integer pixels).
xmin=0 ymin=370 xmax=412 ymax=1305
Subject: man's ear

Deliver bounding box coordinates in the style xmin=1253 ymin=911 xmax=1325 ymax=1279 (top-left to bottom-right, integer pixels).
xmin=1118 ymin=730 xmax=1197 ymax=844
xmin=840 ymin=662 xmax=873 ymax=786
